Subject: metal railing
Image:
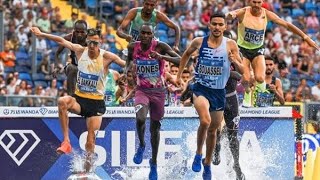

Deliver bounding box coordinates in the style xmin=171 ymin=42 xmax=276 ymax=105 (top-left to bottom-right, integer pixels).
xmin=0 ymin=95 xmax=57 ymax=107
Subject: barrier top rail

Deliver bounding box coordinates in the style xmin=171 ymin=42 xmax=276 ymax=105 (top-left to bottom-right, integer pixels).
xmin=0 ymin=106 xmax=292 ymax=118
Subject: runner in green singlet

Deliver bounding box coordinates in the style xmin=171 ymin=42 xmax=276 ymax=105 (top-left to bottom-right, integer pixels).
xmin=104 ymin=69 xmax=121 ymax=106
xmin=116 ymin=0 xmax=181 ymax=52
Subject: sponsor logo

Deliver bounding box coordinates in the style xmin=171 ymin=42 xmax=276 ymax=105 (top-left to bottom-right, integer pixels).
xmin=3 ymin=109 xmax=9 ymax=115
xmin=302 ymin=133 xmax=320 ymax=155
xmin=0 ymin=130 xmax=40 ymax=166
xmin=39 ymin=108 xmax=48 ymax=115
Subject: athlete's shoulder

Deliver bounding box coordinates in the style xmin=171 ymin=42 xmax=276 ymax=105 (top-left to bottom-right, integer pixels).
xmin=194 ymin=36 xmax=205 ymax=43
xmin=156 ymin=40 xmax=169 ymax=46
xmin=129 ymin=7 xmax=140 ymax=11
xmin=226 ymin=37 xmax=237 ymax=45
xmin=190 ymin=37 xmax=205 ymax=47
xmin=237 ymin=6 xmax=248 ymax=14
xmin=127 ymin=8 xmax=139 ymax=17
xmin=64 ymin=33 xmax=73 ymax=41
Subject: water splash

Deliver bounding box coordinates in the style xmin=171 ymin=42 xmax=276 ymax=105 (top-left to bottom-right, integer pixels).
xmin=67 ymin=151 xmax=101 ymax=180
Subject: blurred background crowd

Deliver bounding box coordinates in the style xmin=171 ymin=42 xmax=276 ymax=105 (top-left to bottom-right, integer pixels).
xmin=0 ymin=0 xmax=319 ymax=111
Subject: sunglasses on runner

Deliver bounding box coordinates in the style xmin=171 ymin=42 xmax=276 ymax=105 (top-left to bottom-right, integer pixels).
xmin=86 ymin=40 xmax=100 ymax=46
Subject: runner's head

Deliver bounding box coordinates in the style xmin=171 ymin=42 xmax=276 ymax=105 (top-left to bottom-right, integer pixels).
xmin=265 ymin=55 xmax=275 ymax=75
xmin=139 ymin=23 xmax=154 ymax=45
xmin=142 ymin=0 xmax=157 ymax=15
xmin=209 ymin=13 xmax=226 ymax=38
xmin=249 ymin=0 xmax=263 ymax=11
xmin=74 ymin=20 xmax=87 ymax=43
xmin=86 ymin=28 xmax=101 ymax=54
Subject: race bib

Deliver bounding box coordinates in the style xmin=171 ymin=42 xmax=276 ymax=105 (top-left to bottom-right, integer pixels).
xmin=136 ymin=59 xmax=160 ymax=78
xmin=255 ymin=92 xmax=275 ymax=107
xmin=104 ymin=91 xmax=114 ymax=105
xmin=130 ymin=29 xmax=140 ymax=41
xmin=244 ymin=28 xmax=264 ymax=45
xmin=196 ymin=55 xmax=224 ymax=87
xmin=77 ymin=71 xmax=98 ymax=93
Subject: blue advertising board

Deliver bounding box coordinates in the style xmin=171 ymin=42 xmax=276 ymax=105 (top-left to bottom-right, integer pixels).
xmin=0 ymin=107 xmax=294 ymax=180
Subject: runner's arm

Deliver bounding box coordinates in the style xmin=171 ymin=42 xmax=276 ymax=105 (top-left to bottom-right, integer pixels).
xmin=228 ymin=40 xmax=244 ymax=74
xmin=267 ymin=10 xmax=319 ymax=50
xmin=157 ymin=41 xmax=181 ymax=65
xmin=116 ymin=9 xmax=137 ymax=42
xmin=225 ymin=8 xmax=245 ymax=21
xmin=125 ymin=43 xmax=135 ymax=74
xmin=275 ymin=78 xmax=285 ymax=105
xmin=103 ymin=51 xmax=126 ymax=67
xmin=177 ymin=38 xmax=201 ymax=79
xmin=157 ymin=12 xmax=181 ymax=49
xmin=30 ymin=27 xmax=84 ymax=54
xmin=54 ymin=34 xmax=72 ymax=64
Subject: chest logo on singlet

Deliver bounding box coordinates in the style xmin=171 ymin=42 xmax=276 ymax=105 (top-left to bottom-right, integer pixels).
xmin=244 ymin=28 xmax=264 ymax=45
xmin=77 ymin=71 xmax=98 ymax=92
xmin=136 ymin=59 xmax=160 ymax=78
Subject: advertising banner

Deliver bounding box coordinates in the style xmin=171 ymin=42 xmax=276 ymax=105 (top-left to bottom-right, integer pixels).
xmin=0 ymin=107 xmax=294 ymax=180
xmin=303 ymin=133 xmax=320 ymax=155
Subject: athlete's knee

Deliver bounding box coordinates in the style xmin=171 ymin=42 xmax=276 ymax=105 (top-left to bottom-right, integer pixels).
xmin=136 ymin=115 xmax=146 ymax=125
xmin=254 ymin=74 xmax=265 ymax=83
xmin=150 ymin=121 xmax=161 ymax=132
xmin=199 ymin=116 xmax=211 ymax=128
xmin=57 ymin=97 xmax=68 ymax=110
xmin=207 ymin=127 xmax=217 ymax=137
xmin=242 ymin=72 xmax=251 ymax=82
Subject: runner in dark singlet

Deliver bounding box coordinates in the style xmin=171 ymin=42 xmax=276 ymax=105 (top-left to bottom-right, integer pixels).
xmin=54 ymin=20 xmax=87 ymax=95
xmin=264 ymin=55 xmax=285 ymax=106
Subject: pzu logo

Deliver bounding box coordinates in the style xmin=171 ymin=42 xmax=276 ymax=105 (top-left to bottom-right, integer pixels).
xmin=0 ymin=130 xmax=41 ymax=166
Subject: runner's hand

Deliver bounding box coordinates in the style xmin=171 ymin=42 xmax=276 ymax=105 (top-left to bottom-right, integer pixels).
xmin=228 ymin=50 xmax=236 ymax=63
xmin=125 ymin=35 xmax=132 ymax=42
xmin=175 ymin=77 xmax=183 ymax=88
xmin=173 ymin=45 xmax=180 ymax=53
xmin=305 ymin=37 xmax=320 ymax=51
xmin=150 ymin=51 xmax=162 ymax=60
xmin=268 ymin=84 xmax=276 ymax=92
xmin=30 ymin=27 xmax=43 ymax=37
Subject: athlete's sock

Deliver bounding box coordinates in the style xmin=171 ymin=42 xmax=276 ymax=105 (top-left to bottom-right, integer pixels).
xmin=243 ymin=91 xmax=252 ymax=107
xmin=255 ymin=81 xmax=266 ymax=92
xmin=254 ymin=81 xmax=269 ymax=107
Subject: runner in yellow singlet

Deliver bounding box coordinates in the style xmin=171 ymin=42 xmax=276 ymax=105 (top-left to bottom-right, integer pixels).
xmin=30 ymin=27 xmax=125 ymax=173
xmin=226 ymin=0 xmax=319 ymax=107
